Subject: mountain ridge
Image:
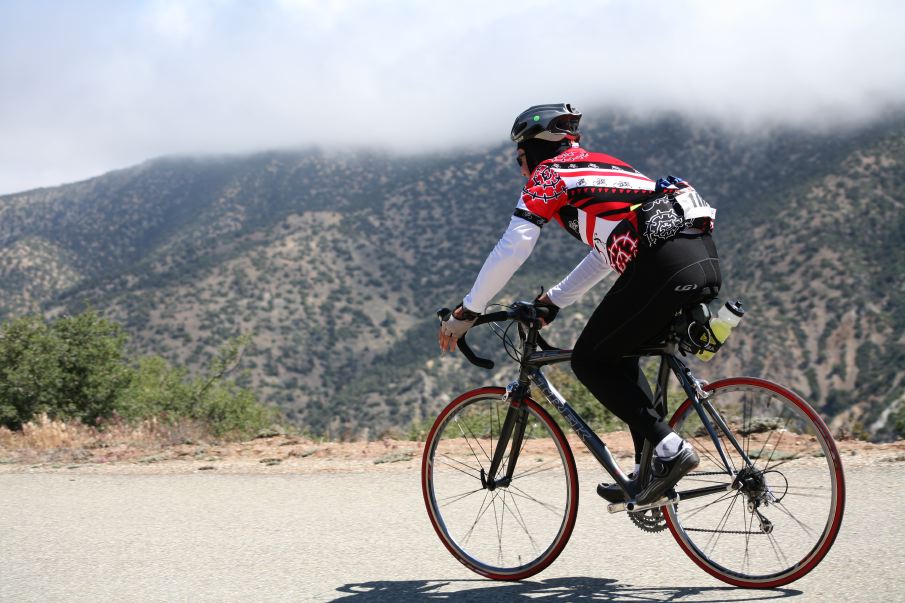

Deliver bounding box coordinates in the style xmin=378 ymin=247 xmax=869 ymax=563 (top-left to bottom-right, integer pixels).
xmin=1 ymin=110 xmax=903 ymax=440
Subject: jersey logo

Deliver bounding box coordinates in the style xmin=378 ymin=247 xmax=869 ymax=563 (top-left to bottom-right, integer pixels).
xmin=644 ymin=208 xmax=684 ymax=245
xmin=606 ymin=232 xmax=639 ymax=273
xmin=554 ymin=149 xmax=590 ymax=162
xmin=522 ymin=165 xmax=566 ymax=206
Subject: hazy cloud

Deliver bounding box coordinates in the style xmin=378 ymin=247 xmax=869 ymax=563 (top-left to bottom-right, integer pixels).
xmin=1 ymin=0 xmax=904 ymax=193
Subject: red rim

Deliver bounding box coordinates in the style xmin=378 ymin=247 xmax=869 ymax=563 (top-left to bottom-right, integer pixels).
xmin=664 ymin=377 xmax=846 ymax=588
xmin=421 ymin=387 xmax=580 ymax=580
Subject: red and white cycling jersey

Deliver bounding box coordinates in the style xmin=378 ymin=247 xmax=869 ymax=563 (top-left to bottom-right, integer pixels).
xmin=516 ymin=145 xmax=658 ymax=273
xmin=461 ymin=144 xmax=715 ymax=313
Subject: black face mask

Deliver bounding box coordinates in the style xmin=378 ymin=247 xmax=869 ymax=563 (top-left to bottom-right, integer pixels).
xmin=518 ymin=138 xmax=571 ymax=172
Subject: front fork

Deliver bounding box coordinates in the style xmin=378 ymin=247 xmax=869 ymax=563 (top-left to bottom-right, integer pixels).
xmin=481 ymin=381 xmax=530 ymax=490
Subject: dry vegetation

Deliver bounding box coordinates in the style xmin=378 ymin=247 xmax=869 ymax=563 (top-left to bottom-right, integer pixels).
xmin=2 ymin=416 xmax=903 ymax=475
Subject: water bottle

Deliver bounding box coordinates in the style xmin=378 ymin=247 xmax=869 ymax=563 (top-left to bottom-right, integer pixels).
xmin=695 ymin=299 xmax=745 ymax=361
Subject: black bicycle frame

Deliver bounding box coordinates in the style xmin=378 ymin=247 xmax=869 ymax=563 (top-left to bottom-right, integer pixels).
xmin=482 ymin=328 xmax=753 ymax=504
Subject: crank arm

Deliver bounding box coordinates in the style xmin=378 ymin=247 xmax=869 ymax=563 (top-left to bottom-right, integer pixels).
xmin=607 ymin=493 xmax=680 ymax=514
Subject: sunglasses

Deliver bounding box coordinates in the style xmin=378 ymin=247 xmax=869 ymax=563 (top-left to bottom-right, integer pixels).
xmin=516 ymin=152 xmax=527 ymax=167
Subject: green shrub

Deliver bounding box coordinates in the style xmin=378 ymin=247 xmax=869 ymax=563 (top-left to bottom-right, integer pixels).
xmin=0 ymin=312 xmax=276 ymax=439
xmin=118 ymin=337 xmax=276 ymax=438
xmin=0 ymin=311 xmax=130 ymax=429
xmin=116 ymin=355 xmax=194 ymax=421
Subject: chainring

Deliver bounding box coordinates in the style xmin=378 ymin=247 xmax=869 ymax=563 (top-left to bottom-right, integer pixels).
xmin=628 ymin=507 xmax=668 ymax=533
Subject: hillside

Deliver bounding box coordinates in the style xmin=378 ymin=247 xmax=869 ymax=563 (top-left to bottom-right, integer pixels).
xmin=1 ymin=111 xmax=903 ymax=439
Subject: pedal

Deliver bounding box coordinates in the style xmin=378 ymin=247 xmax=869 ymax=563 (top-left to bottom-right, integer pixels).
xmin=607 ymin=493 xmax=680 ymax=514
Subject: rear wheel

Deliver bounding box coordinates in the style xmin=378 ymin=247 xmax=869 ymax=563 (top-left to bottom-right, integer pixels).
xmin=666 ymin=377 xmax=845 ymax=587
xmin=422 ymin=387 xmax=579 ymax=580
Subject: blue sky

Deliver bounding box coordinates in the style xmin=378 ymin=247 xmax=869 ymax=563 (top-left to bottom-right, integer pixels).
xmin=2 ymin=0 xmax=904 ymax=194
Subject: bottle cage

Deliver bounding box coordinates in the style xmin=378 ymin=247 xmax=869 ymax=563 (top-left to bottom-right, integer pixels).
xmin=674 ymin=297 xmax=722 ymax=356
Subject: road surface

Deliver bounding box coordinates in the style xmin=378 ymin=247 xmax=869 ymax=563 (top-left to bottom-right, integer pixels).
xmin=0 ymin=461 xmax=902 ymax=602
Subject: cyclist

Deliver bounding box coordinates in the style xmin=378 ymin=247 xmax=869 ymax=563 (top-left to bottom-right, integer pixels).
xmin=438 ymin=103 xmax=721 ymax=504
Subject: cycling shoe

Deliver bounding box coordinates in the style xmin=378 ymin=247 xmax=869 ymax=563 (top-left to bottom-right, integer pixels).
xmin=596 ymin=472 xmax=635 ymax=503
xmin=634 ymin=446 xmax=699 ymax=505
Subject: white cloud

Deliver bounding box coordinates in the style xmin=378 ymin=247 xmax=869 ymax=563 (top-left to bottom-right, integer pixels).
xmin=146 ymin=0 xmax=194 ymax=41
xmin=1 ymin=0 xmax=904 ymax=194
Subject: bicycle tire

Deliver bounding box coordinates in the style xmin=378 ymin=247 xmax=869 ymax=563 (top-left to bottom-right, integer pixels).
xmin=422 ymin=386 xmax=579 ymax=580
xmin=665 ymin=377 xmax=845 ymax=588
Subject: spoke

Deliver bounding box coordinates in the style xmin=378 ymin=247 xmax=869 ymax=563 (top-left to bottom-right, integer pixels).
xmin=752 ymin=405 xmax=793 ymax=471
xmin=744 ymin=497 xmax=756 ymax=571
xmin=743 ymin=394 xmax=752 ymax=460
xmin=461 ymin=489 xmax=493 ymax=546
xmin=762 ymin=425 xmax=790 ymax=473
xmin=778 ymin=491 xmax=831 ymax=500
xmin=439 ymin=487 xmax=487 ymax=507
xmin=758 ymin=457 xmax=796 ymax=471
xmin=454 ymin=416 xmax=488 ymax=468
xmin=687 ymin=432 xmax=730 ymax=471
xmin=492 ymin=492 xmax=502 ymax=565
xmin=771 ymin=500 xmax=819 ymax=538
xmin=439 ymin=455 xmax=482 ymax=480
xmin=505 ymin=488 xmax=541 ymax=556
xmin=510 ymin=461 xmax=562 ymax=481
xmin=507 ymin=484 xmax=564 ymax=516
xmin=705 ymin=492 xmax=740 ymax=556
xmin=680 ymin=490 xmax=742 ymax=522
xmin=767 ymin=530 xmax=790 ymax=570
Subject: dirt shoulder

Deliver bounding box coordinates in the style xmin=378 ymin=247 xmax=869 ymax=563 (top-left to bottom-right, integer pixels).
xmin=2 ymin=432 xmax=904 ymax=475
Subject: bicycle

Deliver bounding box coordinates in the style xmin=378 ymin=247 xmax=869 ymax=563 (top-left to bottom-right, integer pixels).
xmin=422 ymin=300 xmax=845 ymax=587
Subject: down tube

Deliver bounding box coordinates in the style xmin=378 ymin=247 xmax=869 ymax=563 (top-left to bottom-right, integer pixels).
xmin=529 ymin=369 xmax=633 ymax=492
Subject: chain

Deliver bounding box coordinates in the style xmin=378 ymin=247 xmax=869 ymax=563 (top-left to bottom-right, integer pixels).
xmin=629 ymin=471 xmax=744 ymax=534
xmin=678 ymin=471 xmax=769 ymax=535
xmin=683 ymin=527 xmax=766 ymax=535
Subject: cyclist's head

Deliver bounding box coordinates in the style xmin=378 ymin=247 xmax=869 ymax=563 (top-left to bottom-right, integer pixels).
xmin=511 ymin=103 xmax=582 ymax=173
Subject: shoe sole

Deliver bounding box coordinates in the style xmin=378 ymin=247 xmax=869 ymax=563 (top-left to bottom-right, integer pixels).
xmin=596 ymin=483 xmax=627 ymax=503
xmin=634 ymin=448 xmax=700 ymax=505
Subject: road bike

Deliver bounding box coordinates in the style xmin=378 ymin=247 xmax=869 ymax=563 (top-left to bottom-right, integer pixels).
xmin=422 ymin=301 xmax=845 ymax=587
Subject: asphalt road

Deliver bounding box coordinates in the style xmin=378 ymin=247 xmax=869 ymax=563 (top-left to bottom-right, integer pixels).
xmin=1 ymin=462 xmax=902 ymax=602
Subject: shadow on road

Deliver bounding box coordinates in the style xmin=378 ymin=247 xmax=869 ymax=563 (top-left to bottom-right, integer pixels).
xmin=333 ymin=576 xmax=802 ymax=601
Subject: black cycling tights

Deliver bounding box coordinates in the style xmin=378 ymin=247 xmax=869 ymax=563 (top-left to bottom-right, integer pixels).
xmin=571 ymin=235 xmax=721 ymax=462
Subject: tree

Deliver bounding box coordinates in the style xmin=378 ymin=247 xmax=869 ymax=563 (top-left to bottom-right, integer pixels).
xmin=0 ymin=311 xmax=130 ymax=429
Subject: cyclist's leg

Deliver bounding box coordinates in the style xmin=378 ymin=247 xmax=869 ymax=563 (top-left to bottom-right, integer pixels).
xmin=571 ymin=236 xmax=721 ymax=494
xmin=627 ymin=360 xmax=653 ymax=468
xmin=572 ymin=240 xmax=719 ymax=441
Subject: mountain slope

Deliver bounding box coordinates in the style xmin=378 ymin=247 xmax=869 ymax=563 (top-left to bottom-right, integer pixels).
xmin=1 ymin=111 xmax=903 ymax=439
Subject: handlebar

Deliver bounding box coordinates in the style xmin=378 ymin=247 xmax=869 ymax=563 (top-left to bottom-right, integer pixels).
xmin=437 ymin=302 xmax=559 ymax=370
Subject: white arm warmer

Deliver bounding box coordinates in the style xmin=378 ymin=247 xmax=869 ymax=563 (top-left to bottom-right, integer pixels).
xmin=546 ymin=249 xmax=612 ymax=308
xmin=462 ymin=216 xmax=541 ymax=313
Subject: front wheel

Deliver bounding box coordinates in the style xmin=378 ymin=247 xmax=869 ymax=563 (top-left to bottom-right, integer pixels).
xmin=422 ymin=387 xmax=579 ymax=580
xmin=666 ymin=377 xmax=845 ymax=588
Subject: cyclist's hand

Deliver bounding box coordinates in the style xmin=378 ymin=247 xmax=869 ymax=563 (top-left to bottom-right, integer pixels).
xmin=534 ymin=294 xmax=560 ymax=328
xmin=438 ymin=305 xmax=478 ymax=353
